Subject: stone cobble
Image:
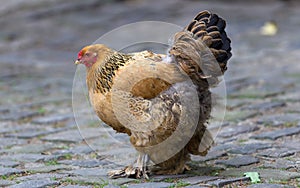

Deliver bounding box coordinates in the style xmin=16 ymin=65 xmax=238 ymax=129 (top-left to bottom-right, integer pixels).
xmin=0 ymin=0 xmax=300 ymax=187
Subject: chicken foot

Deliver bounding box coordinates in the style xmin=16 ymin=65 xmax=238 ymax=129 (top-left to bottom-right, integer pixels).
xmin=108 ymin=153 xmax=150 ymax=179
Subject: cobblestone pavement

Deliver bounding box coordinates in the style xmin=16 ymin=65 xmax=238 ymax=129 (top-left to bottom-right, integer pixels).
xmin=1 ymin=0 xmax=300 ymax=187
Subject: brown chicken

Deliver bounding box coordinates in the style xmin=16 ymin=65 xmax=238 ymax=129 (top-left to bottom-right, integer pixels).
xmin=75 ymin=10 xmax=231 ymax=178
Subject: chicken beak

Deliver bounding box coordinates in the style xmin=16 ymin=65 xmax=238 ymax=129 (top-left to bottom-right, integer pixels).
xmin=74 ymin=59 xmax=81 ymax=65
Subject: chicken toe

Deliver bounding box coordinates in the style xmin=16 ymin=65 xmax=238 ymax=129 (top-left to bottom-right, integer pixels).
xmin=108 ymin=154 xmax=150 ymax=179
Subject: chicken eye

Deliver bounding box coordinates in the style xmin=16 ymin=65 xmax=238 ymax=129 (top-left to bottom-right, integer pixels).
xmin=85 ymin=53 xmax=90 ymax=57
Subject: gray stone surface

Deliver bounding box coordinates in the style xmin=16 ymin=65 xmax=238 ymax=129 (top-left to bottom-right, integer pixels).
xmin=42 ymin=128 xmax=101 ymax=143
xmin=229 ymin=143 xmax=272 ymax=154
xmin=226 ymin=99 xmax=252 ymax=109
xmin=103 ymin=185 xmax=119 ymax=188
xmin=242 ymin=101 xmax=285 ymax=111
xmin=251 ymin=126 xmax=300 ymax=140
xmin=15 ymin=173 xmax=67 ymax=181
xmin=5 ymin=127 xmax=68 ymax=139
xmin=0 ymin=110 xmax=39 ymax=121
xmin=67 ymin=168 xmax=109 ymax=177
xmin=0 ymin=138 xmax=27 ymax=149
xmin=3 ymin=153 xmax=60 ymax=163
xmin=282 ymin=141 xmax=300 ymax=151
xmin=187 ymin=166 xmax=224 ymax=177
xmin=223 ymin=110 xmax=259 ymax=122
xmin=257 ymin=169 xmax=300 ymax=181
xmin=247 ymin=184 xmax=295 ymax=188
xmin=222 ymin=168 xmax=300 ymax=181
xmin=127 ymin=182 xmax=174 ymax=188
xmin=0 ymin=107 xmax=10 ymax=113
xmin=212 ymin=144 xmax=237 ymax=152
xmin=4 ymin=143 xmax=55 ymax=154
xmin=219 ymin=124 xmax=259 ymax=138
xmin=257 ymin=113 xmax=300 ymax=127
xmin=0 ymin=122 xmax=27 ymax=134
xmin=278 ymin=91 xmax=300 ymax=102
xmin=151 ymin=174 xmax=192 ymax=181
xmin=9 ymin=179 xmax=59 ymax=188
xmin=0 ymin=180 xmax=15 ymax=186
xmin=0 ymin=159 xmax=19 ymax=167
xmin=27 ymin=164 xmax=72 ymax=173
xmin=54 ymin=145 xmax=94 ymax=155
xmin=1 ymin=0 xmax=300 ymax=187
xmin=262 ymin=159 xmax=296 ymax=170
xmin=216 ymin=156 xmax=259 ymax=167
xmin=207 ymin=177 xmax=250 ymax=187
xmin=32 ymin=114 xmax=72 ymax=124
xmin=257 ymin=148 xmax=296 ymax=158
xmin=192 ymin=150 xmax=227 ymax=162
xmin=0 ymin=167 xmax=23 ymax=176
xmin=61 ymin=186 xmax=93 ymax=188
xmin=180 ymin=176 xmax=220 ymax=185
xmin=184 ymin=186 xmax=209 ymax=188
xmin=59 ymin=159 xmax=108 ymax=168
xmin=62 ymin=176 xmax=135 ymax=186
xmin=228 ymin=85 xmax=284 ymax=99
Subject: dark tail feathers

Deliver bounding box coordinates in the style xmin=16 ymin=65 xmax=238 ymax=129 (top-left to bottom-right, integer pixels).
xmin=169 ymin=10 xmax=232 ymax=88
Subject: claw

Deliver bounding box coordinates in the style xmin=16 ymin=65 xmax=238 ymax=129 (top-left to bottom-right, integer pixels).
xmin=108 ymin=169 xmax=127 ymax=179
xmin=108 ymin=153 xmax=150 ymax=179
xmin=184 ymin=164 xmax=191 ymax=171
xmin=108 ymin=165 xmax=150 ymax=179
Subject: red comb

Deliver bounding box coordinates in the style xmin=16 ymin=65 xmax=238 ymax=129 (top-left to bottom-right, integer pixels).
xmin=77 ymin=50 xmax=83 ymax=59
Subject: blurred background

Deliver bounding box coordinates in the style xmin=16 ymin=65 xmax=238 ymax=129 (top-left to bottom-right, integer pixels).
xmin=0 ymin=0 xmax=299 ymax=106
